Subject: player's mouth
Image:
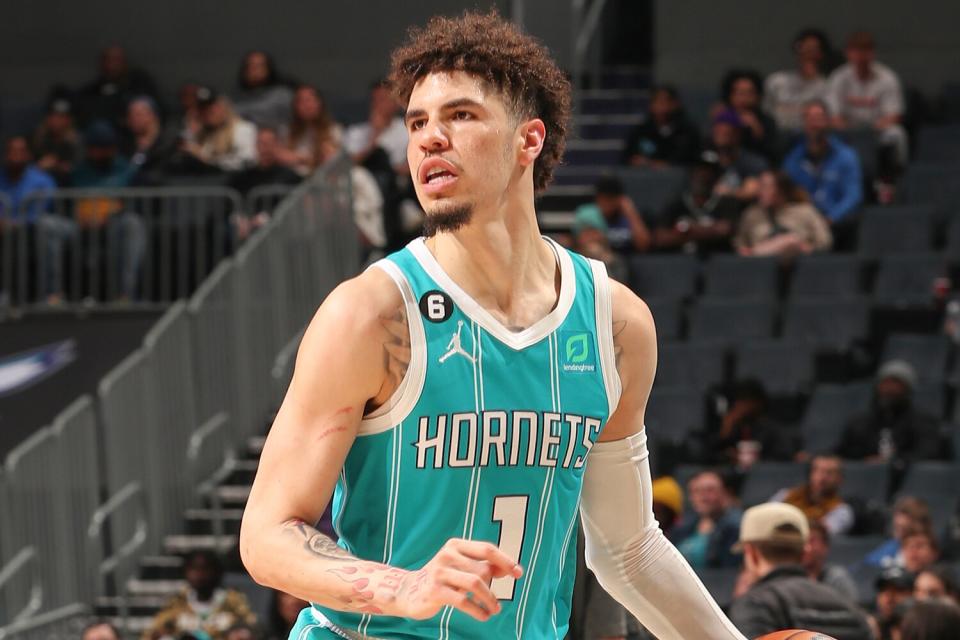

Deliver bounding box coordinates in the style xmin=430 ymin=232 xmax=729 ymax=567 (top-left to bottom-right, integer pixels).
xmin=419 ymin=157 xmax=460 ymax=195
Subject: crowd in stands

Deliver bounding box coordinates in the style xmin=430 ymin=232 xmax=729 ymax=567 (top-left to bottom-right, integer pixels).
xmin=1 ymin=45 xmax=404 ymax=305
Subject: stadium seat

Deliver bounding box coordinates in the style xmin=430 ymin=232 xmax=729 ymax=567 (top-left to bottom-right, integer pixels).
xmin=838 ymin=129 xmax=879 ymax=182
xmin=740 ymin=461 xmax=806 ymax=507
xmin=827 ymin=535 xmax=886 ymax=568
xmin=644 ymin=388 xmax=705 ymax=444
xmin=800 ymin=383 xmax=874 ymax=454
xmin=645 ymin=297 xmax=683 ymax=341
xmin=873 ymin=253 xmax=946 ymax=307
xmin=915 ymin=125 xmax=960 ymax=164
xmin=697 ymin=568 xmax=739 ymax=610
xmin=782 ymin=296 xmax=870 ymax=351
xmin=841 ymin=462 xmax=891 ymax=505
xmin=899 ymin=164 xmax=960 ymax=214
xmin=881 ymin=333 xmax=951 ymax=385
xmin=912 ymin=383 xmax=947 ymax=418
xmin=897 ymin=462 xmax=960 ymax=533
xmin=733 ymin=340 xmax=815 ymax=396
xmin=656 ymin=341 xmax=727 ymax=393
xmin=688 ymin=298 xmax=777 ymax=344
xmin=945 ymin=217 xmax=960 ymax=259
xmin=857 ymin=206 xmax=937 ymax=259
xmin=628 ymin=254 xmax=699 ymax=301
xmin=790 ymin=254 xmax=863 ymax=298
xmin=613 ymin=167 xmax=686 ymax=222
xmin=703 ymin=255 xmax=780 ymax=299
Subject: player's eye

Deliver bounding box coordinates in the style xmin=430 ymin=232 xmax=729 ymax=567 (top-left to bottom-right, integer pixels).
xmin=409 ymin=119 xmax=426 ymax=131
xmin=453 ymin=110 xmax=472 ymax=121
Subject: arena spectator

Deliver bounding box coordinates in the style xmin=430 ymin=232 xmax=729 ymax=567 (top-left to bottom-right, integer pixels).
xmin=142 ymin=550 xmax=256 ymax=640
xmin=654 ymin=153 xmax=741 ymax=254
xmin=0 ymin=135 xmax=57 ymax=223
xmin=278 ymin=85 xmax=343 ymax=176
xmin=734 ymin=170 xmax=832 ymax=259
xmin=728 ymin=503 xmax=873 ymax=639
xmin=229 ymin=128 xmax=301 ymax=196
xmin=901 ymin=600 xmax=960 ymax=640
xmin=181 ymin=88 xmax=258 ymax=173
xmin=695 ymin=379 xmax=798 ymax=466
xmin=782 ymin=100 xmax=863 ymax=249
xmin=123 ymin=96 xmax=177 ymax=186
xmin=652 ymin=476 xmax=684 ymax=535
xmin=670 ymin=470 xmax=742 ymax=569
xmin=267 ymin=590 xmax=309 ymax=640
xmin=31 ymin=94 xmax=82 ymax=186
xmin=573 ymin=176 xmax=651 ymax=255
xmin=764 ymin=29 xmax=831 ymax=131
xmin=875 ymin=567 xmax=917 ymax=638
xmin=224 ymin=624 xmax=256 ymax=640
xmin=914 ymin=566 xmax=960 ymax=605
xmin=865 ymin=496 xmax=932 ymax=569
xmin=178 ymin=83 xmax=203 ymax=141
xmin=343 ymin=80 xmax=408 ymax=175
xmin=621 ymin=84 xmax=701 ymax=167
xmin=902 ymin=528 xmax=940 ymax=575
xmin=71 ymin=121 xmax=146 ymax=301
xmin=836 ymin=361 xmax=944 ymax=463
xmin=572 ymin=212 xmax=628 ymax=283
xmin=75 ymin=45 xmax=161 ymax=128
xmin=81 ymin=621 xmax=122 ymax=640
xmin=772 ymin=454 xmax=853 ymax=536
xmin=827 ymin=31 xmax=907 ymax=191
xmin=803 ymin=519 xmax=859 ymax=603
xmin=719 ymin=69 xmax=780 ymax=162
xmin=233 ymin=50 xmax=295 ymax=129
xmin=705 ymin=110 xmax=768 ymax=203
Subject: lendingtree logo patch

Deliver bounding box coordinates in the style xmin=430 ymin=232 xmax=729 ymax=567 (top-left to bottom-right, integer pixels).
xmin=561 ymin=331 xmax=595 ymax=373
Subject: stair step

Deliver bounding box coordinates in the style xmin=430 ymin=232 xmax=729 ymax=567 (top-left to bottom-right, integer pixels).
xmin=538 ymin=211 xmax=577 ymax=231
xmin=104 ymin=616 xmax=153 ymax=634
xmin=126 ymin=578 xmax=186 ymax=596
xmin=185 ymin=508 xmax=245 ymax=535
xmin=213 ymin=484 xmax=252 ymax=505
xmin=185 ymin=507 xmax=245 ymax=520
xmin=95 ymin=594 xmax=171 ymax=616
xmin=164 ymin=534 xmax=238 ymax=554
xmin=139 ymin=554 xmax=183 ymax=580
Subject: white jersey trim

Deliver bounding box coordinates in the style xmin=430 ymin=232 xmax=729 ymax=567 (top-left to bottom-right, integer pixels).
xmin=358 ymin=259 xmax=427 ymax=436
xmin=407 ymin=236 xmax=576 ymax=351
xmin=588 ymin=259 xmax=622 ymax=416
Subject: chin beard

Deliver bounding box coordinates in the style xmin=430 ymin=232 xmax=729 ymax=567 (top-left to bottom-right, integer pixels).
xmin=422 ymin=202 xmax=473 ymax=237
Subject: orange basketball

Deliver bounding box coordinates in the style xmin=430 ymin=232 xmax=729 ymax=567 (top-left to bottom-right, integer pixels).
xmin=755 ymin=632 xmax=838 ymax=640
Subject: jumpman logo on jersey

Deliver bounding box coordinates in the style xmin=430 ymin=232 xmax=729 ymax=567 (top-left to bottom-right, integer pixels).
xmin=439 ymin=320 xmax=475 ymax=364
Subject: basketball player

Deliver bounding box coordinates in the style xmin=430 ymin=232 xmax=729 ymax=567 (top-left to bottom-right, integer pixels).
xmin=240 ymin=11 xmax=746 ymax=640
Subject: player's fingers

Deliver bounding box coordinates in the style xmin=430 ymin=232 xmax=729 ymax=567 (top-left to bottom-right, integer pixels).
xmin=447 ymin=551 xmax=494 ymax=584
xmin=438 ymin=567 xmax=501 ymax=615
xmin=436 ymin=586 xmax=492 ymax=622
xmin=454 ymin=540 xmax=523 ymax=578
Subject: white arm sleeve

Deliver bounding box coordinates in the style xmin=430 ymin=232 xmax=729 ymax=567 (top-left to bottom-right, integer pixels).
xmin=580 ymin=430 xmax=746 ymax=640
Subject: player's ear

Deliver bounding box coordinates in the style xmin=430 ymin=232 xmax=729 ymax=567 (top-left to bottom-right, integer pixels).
xmin=517 ymin=118 xmax=545 ymax=168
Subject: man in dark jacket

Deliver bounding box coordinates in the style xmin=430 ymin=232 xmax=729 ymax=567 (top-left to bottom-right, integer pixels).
xmin=729 ymin=503 xmax=873 ymax=639
xmin=836 ymin=360 xmax=944 ymax=463
xmin=621 ymin=84 xmax=701 ymax=167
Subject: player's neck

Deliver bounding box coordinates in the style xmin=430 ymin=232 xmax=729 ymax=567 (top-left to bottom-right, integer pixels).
xmin=425 ymin=197 xmax=557 ymax=324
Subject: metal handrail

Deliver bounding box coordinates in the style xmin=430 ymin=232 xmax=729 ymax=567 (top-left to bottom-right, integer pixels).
xmin=0 ymin=547 xmax=42 ymax=624
xmin=187 ymin=412 xmax=237 ymax=541
xmin=0 ymin=602 xmax=88 ymax=640
xmin=87 ymin=481 xmax=148 ymax=578
xmin=570 ymin=0 xmax=610 ymax=113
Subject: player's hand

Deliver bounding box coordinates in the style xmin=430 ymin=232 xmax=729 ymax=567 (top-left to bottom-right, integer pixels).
xmin=394 ymin=539 xmax=523 ymax=622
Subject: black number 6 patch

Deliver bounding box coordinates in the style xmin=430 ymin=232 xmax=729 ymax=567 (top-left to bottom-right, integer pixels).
xmin=418 ymin=290 xmax=453 ymax=323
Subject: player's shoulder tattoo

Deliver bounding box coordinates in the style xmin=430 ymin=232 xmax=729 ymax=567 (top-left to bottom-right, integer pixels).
xmin=376 ymin=300 xmax=411 ymax=405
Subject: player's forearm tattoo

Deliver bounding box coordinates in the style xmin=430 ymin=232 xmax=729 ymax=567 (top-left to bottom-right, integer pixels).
xmin=379 ymin=305 xmax=410 ymax=395
xmin=283 ymin=518 xmax=413 ymax=616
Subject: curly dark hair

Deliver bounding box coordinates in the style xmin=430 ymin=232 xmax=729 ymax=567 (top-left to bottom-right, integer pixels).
xmin=389 ymin=10 xmax=571 ymax=192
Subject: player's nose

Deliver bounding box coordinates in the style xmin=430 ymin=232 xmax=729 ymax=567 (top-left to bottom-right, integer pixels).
xmin=418 ymin=120 xmax=450 ymax=152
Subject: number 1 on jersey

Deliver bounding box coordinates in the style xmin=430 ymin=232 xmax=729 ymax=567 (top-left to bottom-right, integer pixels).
xmin=490 ymin=495 xmax=529 ymax=600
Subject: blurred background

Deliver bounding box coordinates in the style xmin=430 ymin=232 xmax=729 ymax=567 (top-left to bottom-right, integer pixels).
xmin=0 ymin=1 xmax=959 ymax=639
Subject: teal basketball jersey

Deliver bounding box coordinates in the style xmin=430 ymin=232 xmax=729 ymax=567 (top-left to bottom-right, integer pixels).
xmin=298 ymin=237 xmax=621 ymax=640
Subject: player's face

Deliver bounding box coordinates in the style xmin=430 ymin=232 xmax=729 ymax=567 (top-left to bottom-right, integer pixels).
xmin=405 ymin=71 xmax=519 ymax=233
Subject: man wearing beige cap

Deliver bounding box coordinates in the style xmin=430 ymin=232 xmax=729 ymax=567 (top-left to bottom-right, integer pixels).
xmin=729 ymin=503 xmax=873 ymax=639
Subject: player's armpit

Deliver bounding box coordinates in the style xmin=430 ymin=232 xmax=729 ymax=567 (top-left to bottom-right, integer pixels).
xmin=599 ymin=280 xmax=657 ymax=442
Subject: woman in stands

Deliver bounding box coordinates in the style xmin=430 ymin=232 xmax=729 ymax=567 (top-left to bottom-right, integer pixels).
xmin=233 ymin=50 xmax=295 ymax=129
xmin=734 ymin=170 xmax=832 ymax=259
xmin=278 ymin=85 xmax=343 ymax=176
xmin=181 ymin=87 xmax=258 ymax=173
